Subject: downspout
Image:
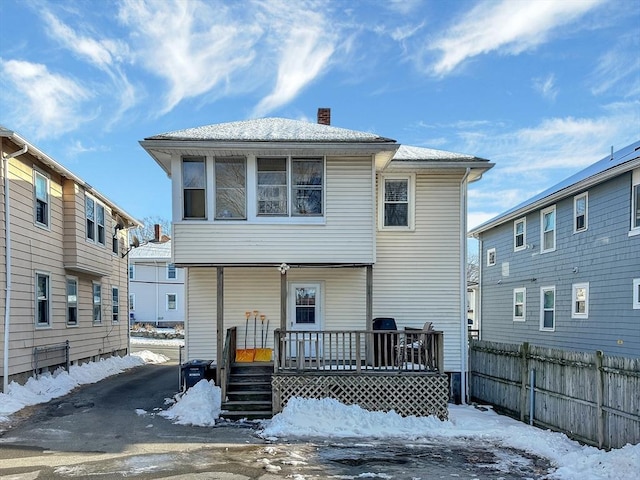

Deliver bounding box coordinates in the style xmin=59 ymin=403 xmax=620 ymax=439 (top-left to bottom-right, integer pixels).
xmin=3 ymin=144 xmax=28 ymax=393
xmin=459 ymin=167 xmax=471 ymax=404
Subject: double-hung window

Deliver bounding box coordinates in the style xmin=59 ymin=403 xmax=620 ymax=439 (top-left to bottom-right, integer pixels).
xmin=257 ymin=158 xmax=288 ymax=215
xmin=86 ymin=196 xmax=95 ymax=241
xmin=167 ymin=293 xmax=177 ymax=311
xmin=541 ymin=205 xmax=556 ymax=253
xmin=513 ymin=288 xmax=526 ymax=321
xmin=540 ymin=286 xmax=555 ymax=331
xmin=93 ymin=282 xmax=102 ymax=324
xmin=129 ymin=265 xmax=135 ymax=280
xmin=292 ymin=159 xmax=323 ymax=215
xmin=34 ymin=170 xmax=50 ymax=228
xmin=129 ymin=294 xmax=135 ymax=312
xmin=574 ymin=193 xmax=588 ymax=233
xmin=379 ymin=174 xmax=415 ymax=229
xmin=35 ymin=272 xmax=50 ymax=327
xmin=215 ymin=158 xmax=246 ymax=219
xmin=112 ymin=287 xmax=119 ymax=323
xmin=514 ymin=218 xmax=526 ymax=251
xmin=96 ymin=204 xmax=105 ymax=245
xmin=633 ymin=279 xmax=640 ymax=310
xmin=632 ymin=169 xmax=640 ymax=234
xmin=487 ymin=248 xmax=496 ymax=266
xmin=183 ymin=157 xmax=206 ymax=219
xmin=66 ymin=278 xmax=78 ymax=326
xmin=167 ymin=263 xmax=176 ymax=279
xmin=572 ymin=282 xmax=589 ymax=319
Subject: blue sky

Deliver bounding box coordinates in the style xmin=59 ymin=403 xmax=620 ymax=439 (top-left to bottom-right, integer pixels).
xmin=1 ymin=0 xmax=638 ymax=230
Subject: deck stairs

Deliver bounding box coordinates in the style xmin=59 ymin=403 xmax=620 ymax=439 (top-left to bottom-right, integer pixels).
xmin=221 ymin=362 xmax=273 ymax=420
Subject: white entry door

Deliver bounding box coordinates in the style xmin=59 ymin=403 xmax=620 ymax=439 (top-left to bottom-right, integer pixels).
xmin=289 ymin=283 xmax=322 ymax=358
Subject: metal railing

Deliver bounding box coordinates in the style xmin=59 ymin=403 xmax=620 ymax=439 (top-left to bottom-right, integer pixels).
xmin=33 ymin=340 xmax=70 ymax=376
xmin=273 ymin=329 xmax=444 ymax=374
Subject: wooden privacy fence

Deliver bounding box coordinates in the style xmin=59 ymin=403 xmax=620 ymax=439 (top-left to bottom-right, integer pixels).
xmin=469 ymin=340 xmax=640 ymax=449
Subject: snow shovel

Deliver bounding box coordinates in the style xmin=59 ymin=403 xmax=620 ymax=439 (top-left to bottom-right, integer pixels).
xmin=255 ymin=315 xmax=272 ymax=362
xmin=235 ymin=312 xmax=254 ymax=362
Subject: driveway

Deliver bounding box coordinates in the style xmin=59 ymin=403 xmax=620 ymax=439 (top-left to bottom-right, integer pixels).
xmin=0 ymin=361 xmax=552 ymax=479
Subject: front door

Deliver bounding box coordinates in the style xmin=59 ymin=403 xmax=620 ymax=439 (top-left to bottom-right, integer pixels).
xmin=289 ymin=283 xmax=322 ymax=358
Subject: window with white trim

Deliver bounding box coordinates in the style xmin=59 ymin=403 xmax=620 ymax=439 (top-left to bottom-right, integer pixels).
xmin=166 ymin=293 xmax=177 ymax=311
xmin=215 ymin=158 xmax=246 ymax=219
xmin=514 ymin=218 xmax=526 ymax=251
xmin=66 ymin=277 xmax=78 ymax=326
xmin=129 ymin=293 xmax=135 ymax=311
xmin=633 ymin=278 xmax=640 ymax=310
xmin=96 ymin=204 xmax=105 ymax=245
xmin=632 ymin=169 xmax=640 ymax=232
xmin=34 ymin=170 xmax=50 ymax=228
xmin=167 ymin=263 xmax=176 ymax=279
xmin=86 ymin=196 xmax=95 ymax=241
xmin=571 ymin=282 xmax=589 ymax=318
xmin=257 ymin=157 xmax=287 ymax=215
xmin=183 ymin=157 xmax=206 ymax=219
xmin=574 ymin=193 xmax=588 ymax=233
xmin=112 ymin=287 xmax=119 ymax=323
xmin=487 ymin=248 xmax=496 ymax=266
xmin=513 ymin=288 xmax=526 ymax=321
xmin=93 ymin=282 xmax=102 ymax=324
xmin=35 ymin=272 xmax=50 ymax=327
xmin=379 ymin=174 xmax=415 ymax=229
xmin=129 ymin=265 xmax=134 ymax=280
xmin=292 ymin=158 xmax=323 ymax=215
xmin=541 ymin=205 xmax=556 ymax=253
xmin=540 ymin=286 xmax=555 ymax=331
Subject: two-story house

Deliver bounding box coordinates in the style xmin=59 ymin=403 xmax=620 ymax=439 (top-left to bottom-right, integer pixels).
xmin=469 ymin=141 xmax=640 ymax=358
xmin=1 ymin=127 xmax=140 ymax=391
xmin=129 ymin=225 xmax=185 ymax=328
xmin=140 ymin=110 xmax=493 ymax=402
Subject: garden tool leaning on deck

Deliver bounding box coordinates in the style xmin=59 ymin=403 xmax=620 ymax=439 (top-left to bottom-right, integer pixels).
xmin=235 ymin=311 xmax=255 ymax=362
xmin=255 ymin=314 xmax=273 ymax=361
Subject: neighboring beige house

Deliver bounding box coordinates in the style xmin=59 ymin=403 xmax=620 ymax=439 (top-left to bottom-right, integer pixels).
xmin=1 ymin=127 xmax=140 ymax=391
xmin=140 ymin=110 xmax=493 ymax=401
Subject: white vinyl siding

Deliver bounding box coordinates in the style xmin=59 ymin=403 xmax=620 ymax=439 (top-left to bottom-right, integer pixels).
xmin=571 ymin=282 xmax=589 ymax=319
xmin=514 ymin=218 xmax=525 ymax=251
xmin=173 ymin=157 xmax=374 ymax=264
xmin=541 ymin=205 xmax=556 ymax=253
xmin=513 ymin=288 xmax=526 ymax=321
xmin=540 ymin=286 xmax=555 ymax=331
xmin=574 ymin=193 xmax=588 ymax=233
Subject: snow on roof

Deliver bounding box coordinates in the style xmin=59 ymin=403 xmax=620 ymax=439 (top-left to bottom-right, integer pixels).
xmin=146 ymin=117 xmax=396 ymax=143
xmin=470 ymin=140 xmax=640 ymax=235
xmin=392 ymin=144 xmax=487 ymax=162
xmin=129 ymin=240 xmax=171 ymax=259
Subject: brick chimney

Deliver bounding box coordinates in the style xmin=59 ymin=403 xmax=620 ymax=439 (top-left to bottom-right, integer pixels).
xmin=154 ymin=224 xmax=161 ymax=242
xmin=317 ymin=108 xmax=331 ymax=125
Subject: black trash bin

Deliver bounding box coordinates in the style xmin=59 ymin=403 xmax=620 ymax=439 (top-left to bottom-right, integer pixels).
xmin=181 ymin=359 xmax=211 ymax=389
xmin=372 ymin=317 xmax=398 ymax=367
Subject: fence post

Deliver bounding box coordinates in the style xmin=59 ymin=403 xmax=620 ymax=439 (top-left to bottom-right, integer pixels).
xmin=519 ymin=342 xmax=529 ymax=422
xmin=595 ymin=350 xmax=604 ymax=449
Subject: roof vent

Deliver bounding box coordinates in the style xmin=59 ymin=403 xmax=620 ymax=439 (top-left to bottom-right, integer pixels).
xmin=317 ymin=108 xmax=331 ymax=125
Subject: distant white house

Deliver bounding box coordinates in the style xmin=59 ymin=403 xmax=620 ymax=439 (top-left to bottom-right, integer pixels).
xmin=128 ymin=226 xmax=185 ymax=327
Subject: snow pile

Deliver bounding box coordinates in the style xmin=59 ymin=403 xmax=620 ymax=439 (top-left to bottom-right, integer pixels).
xmin=131 ymin=349 xmax=170 ymax=363
xmin=0 ymin=352 xmax=166 ymax=422
xmin=158 ymin=379 xmax=221 ymax=426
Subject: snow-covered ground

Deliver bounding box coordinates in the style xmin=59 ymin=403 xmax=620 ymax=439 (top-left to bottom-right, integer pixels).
xmin=1 ymin=352 xmax=637 ymax=479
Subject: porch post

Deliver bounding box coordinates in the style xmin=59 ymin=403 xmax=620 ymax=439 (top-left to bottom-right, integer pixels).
xmin=216 ymin=266 xmax=224 ymax=385
xmin=280 ymin=270 xmax=287 ymax=330
xmin=366 ymin=265 xmax=373 ymax=366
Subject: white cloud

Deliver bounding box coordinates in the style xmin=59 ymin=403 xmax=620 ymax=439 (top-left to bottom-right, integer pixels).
xmin=533 ymin=73 xmax=558 ymax=101
xmin=429 ymin=0 xmax=605 ymax=76
xmin=0 ymin=59 xmax=93 ymax=139
xmin=589 ymin=33 xmax=640 ymax=98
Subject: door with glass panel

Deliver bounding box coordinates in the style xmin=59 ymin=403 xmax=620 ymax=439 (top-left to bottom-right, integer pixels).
xmin=288 ymin=283 xmax=322 ymax=359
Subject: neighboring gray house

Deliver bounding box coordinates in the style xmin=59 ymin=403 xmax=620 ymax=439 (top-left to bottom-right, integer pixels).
xmin=128 ymin=227 xmax=185 ymax=328
xmin=469 ymin=141 xmax=640 ymax=358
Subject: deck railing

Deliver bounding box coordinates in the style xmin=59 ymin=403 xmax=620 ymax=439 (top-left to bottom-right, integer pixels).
xmin=219 ymin=327 xmax=237 ymax=400
xmin=273 ymin=329 xmax=444 ymax=374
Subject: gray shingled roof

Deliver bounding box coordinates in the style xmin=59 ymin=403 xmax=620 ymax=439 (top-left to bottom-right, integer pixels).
xmin=146 ymin=118 xmax=395 ymax=143
xmin=129 ymin=240 xmax=171 ymax=259
xmin=392 ymin=144 xmax=487 ymax=162
xmin=470 ymin=140 xmax=640 ymax=235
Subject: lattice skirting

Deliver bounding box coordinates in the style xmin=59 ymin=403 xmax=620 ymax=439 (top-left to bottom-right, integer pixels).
xmin=272 ymin=373 xmax=449 ymax=420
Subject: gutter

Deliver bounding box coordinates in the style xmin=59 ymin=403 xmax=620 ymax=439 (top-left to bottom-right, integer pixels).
xmin=460 ymin=167 xmax=471 ymax=404
xmin=3 ymin=144 xmax=28 ymax=393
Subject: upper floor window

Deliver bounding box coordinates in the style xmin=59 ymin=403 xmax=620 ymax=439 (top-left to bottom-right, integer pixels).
xmin=167 ymin=263 xmax=176 ymax=279
xmin=129 ymin=265 xmax=135 ymax=280
xmin=574 ymin=193 xmax=588 ymax=233
xmin=633 ymin=278 xmax=640 ymax=310
xmin=293 ymin=159 xmax=323 ymax=216
xmin=66 ymin=277 xmax=78 ymax=326
xmin=572 ymin=282 xmax=589 ymax=319
xmin=513 ymin=288 xmax=526 ymax=321
xmin=257 ymin=158 xmax=287 ymax=215
xmin=34 ymin=170 xmax=50 ymax=228
xmin=486 ymin=248 xmax=496 ymax=266
xmin=93 ymin=282 xmax=102 ymax=324
xmin=86 ymin=196 xmax=106 ymax=245
xmin=514 ymin=218 xmax=526 ymax=251
xmin=112 ymin=287 xmax=119 ymax=323
xmin=112 ymin=235 xmax=119 ymax=255
xmin=379 ymin=174 xmax=415 ymax=230
xmin=632 ymin=169 xmax=640 ymax=233
xmin=540 ymin=286 xmax=555 ymax=331
xmin=215 ymin=158 xmax=246 ymax=219
xmin=183 ymin=157 xmax=206 ymax=219
xmin=167 ymin=293 xmax=177 ymax=310
xmin=35 ymin=272 xmax=50 ymax=327
xmin=541 ymin=205 xmax=556 ymax=253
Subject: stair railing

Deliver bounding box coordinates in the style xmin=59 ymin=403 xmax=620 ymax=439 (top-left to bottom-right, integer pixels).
xmin=220 ymin=327 xmax=237 ymax=401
